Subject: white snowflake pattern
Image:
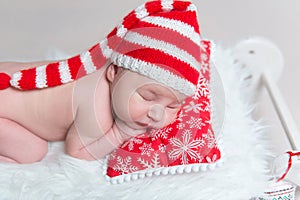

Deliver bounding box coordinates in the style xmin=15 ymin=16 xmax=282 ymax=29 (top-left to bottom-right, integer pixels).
xmin=176 ymin=110 xmax=186 ymax=122
xmin=202 ymin=129 xmax=217 ymax=148
xmin=187 ymin=116 xmax=205 ymax=129
xmin=200 ymin=42 xmax=208 ymax=51
xmin=201 ymin=100 xmax=211 ymax=112
xmin=205 ymin=118 xmax=212 ymax=125
xmin=138 ymin=153 xmax=165 ymax=169
xmin=201 ymin=53 xmax=208 ymax=62
xmin=121 ymin=137 xmax=143 ymax=151
xmin=158 ymin=144 xmax=166 ymax=153
xmin=113 ymin=156 xmax=138 ymax=175
xmin=201 ymin=62 xmax=209 ymax=74
xmin=169 ymin=130 xmax=205 ymax=164
xmin=108 ymin=150 xmax=117 ymax=160
xmin=193 ymin=76 xmax=209 ymax=100
xmin=176 ymin=122 xmax=185 ymax=130
xmin=139 ymin=143 xmax=154 ymax=157
xmin=183 ymin=101 xmax=202 ymax=113
xmin=200 ymin=52 xmax=210 ymax=74
xmin=206 ymin=154 xmax=218 ymax=163
xmin=150 ymin=127 xmax=172 ymax=141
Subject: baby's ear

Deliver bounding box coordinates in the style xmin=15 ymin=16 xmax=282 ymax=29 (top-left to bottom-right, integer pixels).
xmin=106 ymin=64 xmax=118 ymax=82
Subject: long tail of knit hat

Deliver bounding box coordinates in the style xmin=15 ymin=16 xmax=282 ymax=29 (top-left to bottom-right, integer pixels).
xmin=0 ymin=0 xmax=202 ymax=96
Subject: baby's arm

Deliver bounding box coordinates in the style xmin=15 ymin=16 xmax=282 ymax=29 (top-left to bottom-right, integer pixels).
xmin=65 ymin=118 xmax=145 ymax=160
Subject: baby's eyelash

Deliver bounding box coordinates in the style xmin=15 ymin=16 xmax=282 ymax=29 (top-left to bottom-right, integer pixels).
xmin=139 ymin=92 xmax=155 ymax=101
xmin=167 ymin=104 xmax=182 ymax=109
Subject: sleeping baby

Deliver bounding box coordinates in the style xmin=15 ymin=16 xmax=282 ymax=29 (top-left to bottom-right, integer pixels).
xmin=0 ymin=0 xmax=201 ymax=163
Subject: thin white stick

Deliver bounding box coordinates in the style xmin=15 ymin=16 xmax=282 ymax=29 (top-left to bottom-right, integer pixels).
xmin=263 ymin=72 xmax=300 ymax=150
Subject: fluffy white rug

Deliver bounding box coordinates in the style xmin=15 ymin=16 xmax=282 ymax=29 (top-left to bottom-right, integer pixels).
xmin=0 ymin=46 xmax=272 ymax=200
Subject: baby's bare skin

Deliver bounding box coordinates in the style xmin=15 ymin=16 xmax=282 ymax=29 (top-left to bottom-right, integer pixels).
xmin=0 ymin=62 xmax=74 ymax=140
xmin=0 ymin=61 xmax=185 ymax=163
xmin=0 ymin=61 xmax=116 ymax=163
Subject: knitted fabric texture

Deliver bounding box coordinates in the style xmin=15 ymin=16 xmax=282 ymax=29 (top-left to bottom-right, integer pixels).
xmin=0 ymin=0 xmax=201 ymax=96
xmin=106 ymin=40 xmax=222 ymax=183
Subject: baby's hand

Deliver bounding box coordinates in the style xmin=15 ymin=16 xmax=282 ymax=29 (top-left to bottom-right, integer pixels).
xmin=113 ymin=118 xmax=147 ymax=142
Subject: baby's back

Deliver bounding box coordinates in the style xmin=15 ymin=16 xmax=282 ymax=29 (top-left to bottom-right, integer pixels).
xmin=0 ymin=62 xmax=74 ymax=141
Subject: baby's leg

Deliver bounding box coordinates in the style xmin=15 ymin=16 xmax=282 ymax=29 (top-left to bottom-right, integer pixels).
xmin=0 ymin=118 xmax=48 ymax=164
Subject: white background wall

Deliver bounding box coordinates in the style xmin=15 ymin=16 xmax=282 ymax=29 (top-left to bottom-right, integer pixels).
xmin=0 ymin=0 xmax=299 ymax=147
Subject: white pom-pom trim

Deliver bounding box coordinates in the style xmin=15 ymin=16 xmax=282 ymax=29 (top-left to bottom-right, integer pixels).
xmin=104 ymin=158 xmax=224 ymax=185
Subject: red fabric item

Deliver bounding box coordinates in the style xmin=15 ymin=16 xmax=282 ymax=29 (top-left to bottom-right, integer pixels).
xmin=152 ymin=11 xmax=200 ymax=33
xmin=0 ymin=73 xmax=11 ymax=90
xmin=5 ymin=0 xmax=200 ymax=97
xmin=131 ymin=25 xmax=201 ymax=62
xmin=18 ymin=68 xmax=37 ymax=90
xmin=67 ymin=55 xmax=83 ymax=80
xmin=89 ymin=44 xmax=107 ymax=70
xmin=45 ymin=63 xmax=62 ymax=87
xmin=106 ymin=40 xmax=222 ymax=179
xmin=277 ymin=151 xmax=300 ymax=182
xmin=145 ymin=1 xmax=163 ymax=14
xmin=115 ymin=41 xmax=199 ymax=85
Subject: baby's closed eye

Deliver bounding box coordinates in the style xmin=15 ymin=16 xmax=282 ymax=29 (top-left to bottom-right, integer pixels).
xmin=138 ymin=91 xmax=156 ymax=101
xmin=167 ymin=103 xmax=182 ymax=110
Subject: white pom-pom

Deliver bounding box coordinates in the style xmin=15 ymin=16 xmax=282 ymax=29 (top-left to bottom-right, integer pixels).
xmin=170 ymin=167 xmax=177 ymax=175
xmin=201 ymin=164 xmax=207 ymax=172
xmin=162 ymin=168 xmax=169 ymax=175
xmin=192 ymin=165 xmax=200 ymax=172
xmin=132 ymin=174 xmax=138 ymax=180
xmin=176 ymin=167 xmax=184 ymax=174
xmin=154 ymin=170 xmax=161 ymax=176
xmin=124 ymin=175 xmax=131 ymax=182
xmin=184 ymin=166 xmax=192 ymax=173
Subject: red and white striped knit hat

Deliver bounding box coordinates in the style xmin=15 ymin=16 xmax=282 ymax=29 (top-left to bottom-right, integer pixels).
xmin=0 ymin=0 xmax=201 ymax=96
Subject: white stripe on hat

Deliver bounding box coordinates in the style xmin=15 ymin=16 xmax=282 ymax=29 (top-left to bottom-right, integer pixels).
xmin=124 ymin=31 xmax=200 ymax=71
xmin=100 ymin=39 xmax=113 ymax=59
xmin=161 ymin=0 xmax=174 ymax=11
xmin=187 ymin=4 xmax=197 ymax=12
xmin=10 ymin=71 xmax=22 ymax=89
xmin=58 ymin=61 xmax=73 ymax=83
xmin=80 ymin=51 xmax=97 ymax=74
xmin=135 ymin=4 xmax=149 ymax=19
xmin=111 ymin=52 xmax=196 ymax=96
xmin=117 ymin=24 xmax=128 ymax=38
xmin=35 ymin=65 xmax=47 ymax=88
xmin=141 ymin=16 xmax=200 ymax=46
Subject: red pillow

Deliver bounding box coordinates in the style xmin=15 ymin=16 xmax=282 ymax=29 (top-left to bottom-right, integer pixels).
xmin=105 ymin=40 xmax=222 ymax=183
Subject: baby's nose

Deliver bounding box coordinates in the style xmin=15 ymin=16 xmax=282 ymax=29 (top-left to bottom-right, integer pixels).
xmin=148 ymin=104 xmax=165 ymax=122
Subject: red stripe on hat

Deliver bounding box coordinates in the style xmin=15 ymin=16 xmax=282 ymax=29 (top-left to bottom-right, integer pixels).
xmin=45 ymin=63 xmax=62 ymax=87
xmin=152 ymin=11 xmax=200 ymax=34
xmin=107 ymin=34 xmax=123 ymax=51
xmin=89 ymin=44 xmax=107 ymax=70
xmin=116 ymin=42 xmax=199 ymax=85
xmin=67 ymin=55 xmax=83 ymax=80
xmin=145 ymin=1 xmax=163 ymax=14
xmin=123 ymin=10 xmax=140 ymax=30
xmin=131 ymin=22 xmax=200 ymax=62
xmin=18 ymin=68 xmax=37 ymax=90
xmin=172 ymin=1 xmax=191 ymax=11
xmin=107 ymin=27 xmax=117 ymax=39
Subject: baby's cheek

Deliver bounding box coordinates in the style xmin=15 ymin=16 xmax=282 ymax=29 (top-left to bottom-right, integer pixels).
xmin=164 ymin=110 xmax=179 ymax=126
xmin=128 ymin=96 xmax=149 ymax=120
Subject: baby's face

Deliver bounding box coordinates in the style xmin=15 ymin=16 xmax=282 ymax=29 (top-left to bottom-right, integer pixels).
xmin=109 ymin=68 xmax=186 ymax=131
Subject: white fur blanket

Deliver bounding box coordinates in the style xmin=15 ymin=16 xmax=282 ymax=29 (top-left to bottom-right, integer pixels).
xmin=0 ymin=46 xmax=272 ymax=200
